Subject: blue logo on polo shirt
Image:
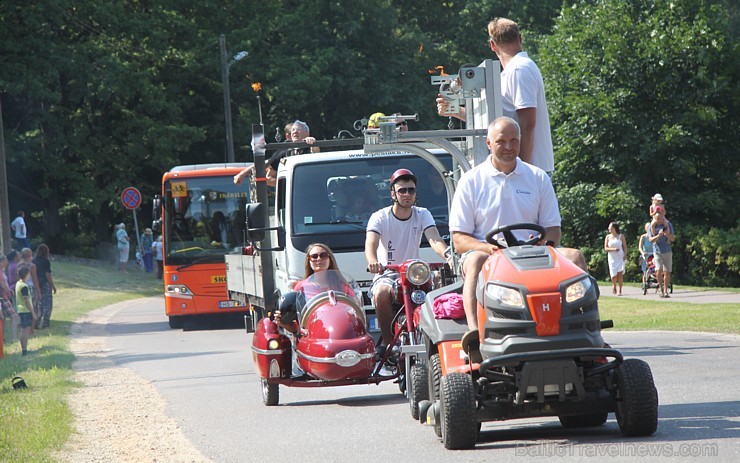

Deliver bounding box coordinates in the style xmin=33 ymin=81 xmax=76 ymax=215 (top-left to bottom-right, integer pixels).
xmin=516 ymin=189 xmax=532 ymax=195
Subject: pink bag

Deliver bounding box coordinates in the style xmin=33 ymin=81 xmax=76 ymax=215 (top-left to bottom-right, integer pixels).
xmin=432 ymin=293 xmax=465 ymax=320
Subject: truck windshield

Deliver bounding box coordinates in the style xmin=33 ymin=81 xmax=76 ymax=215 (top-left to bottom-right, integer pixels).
xmin=163 ymin=177 xmax=249 ymax=266
xmin=290 ymin=154 xmax=452 ymax=251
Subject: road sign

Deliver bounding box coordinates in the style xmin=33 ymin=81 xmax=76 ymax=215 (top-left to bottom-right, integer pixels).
xmin=121 ymin=187 xmax=142 ymax=210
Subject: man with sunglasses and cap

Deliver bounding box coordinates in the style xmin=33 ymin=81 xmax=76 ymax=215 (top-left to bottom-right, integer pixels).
xmin=365 ymin=169 xmax=450 ymax=354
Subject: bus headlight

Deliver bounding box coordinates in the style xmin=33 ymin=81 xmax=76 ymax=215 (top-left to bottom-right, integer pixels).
xmin=165 ymin=284 xmax=194 ymax=299
xmin=407 ymin=261 xmax=431 ymax=285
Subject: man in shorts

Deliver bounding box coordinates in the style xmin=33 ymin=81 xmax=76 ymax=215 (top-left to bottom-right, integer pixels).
xmin=648 ymin=207 xmax=675 ymax=298
xmin=449 ymin=117 xmax=585 ymax=332
xmin=365 ymin=169 xmax=450 ymax=349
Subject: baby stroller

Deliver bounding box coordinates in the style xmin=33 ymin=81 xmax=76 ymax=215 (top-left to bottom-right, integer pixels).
xmin=641 ymin=254 xmax=673 ymax=295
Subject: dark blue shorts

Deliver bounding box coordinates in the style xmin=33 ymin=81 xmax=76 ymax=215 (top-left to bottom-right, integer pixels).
xmin=19 ymin=312 xmax=34 ymax=328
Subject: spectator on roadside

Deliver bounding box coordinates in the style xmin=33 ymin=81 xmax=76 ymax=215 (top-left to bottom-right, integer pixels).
xmin=649 ymin=193 xmax=665 ymax=216
xmin=6 ymin=250 xmax=21 ymax=291
xmin=153 ymin=235 xmax=164 ymax=280
xmin=1 ymin=253 xmax=20 ymax=343
xmin=115 ymin=223 xmax=130 ymax=273
xmin=11 ymin=210 xmax=30 ymax=251
xmin=15 ymin=264 xmax=37 ymax=356
xmin=33 ymin=244 xmax=57 ymax=329
xmin=638 ymin=222 xmax=653 ymax=286
xmin=648 ymin=207 xmax=675 ymax=298
xmin=649 ymin=205 xmax=671 ymax=236
xmin=436 ymin=18 xmax=554 ymax=174
xmin=140 ymin=228 xmax=154 ymax=273
xmin=604 ymin=222 xmax=628 ymax=296
xmin=20 ymin=248 xmax=41 ymax=323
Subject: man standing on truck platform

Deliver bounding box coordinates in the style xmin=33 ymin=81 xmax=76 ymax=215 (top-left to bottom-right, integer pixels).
xmin=365 ymin=169 xmax=450 ymax=353
xmin=436 ymin=17 xmax=554 ymax=175
xmin=450 ymin=117 xmax=585 ymax=336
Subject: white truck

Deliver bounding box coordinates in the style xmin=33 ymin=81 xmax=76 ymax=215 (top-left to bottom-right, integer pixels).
xmin=226 ymin=59 xmax=502 ymax=332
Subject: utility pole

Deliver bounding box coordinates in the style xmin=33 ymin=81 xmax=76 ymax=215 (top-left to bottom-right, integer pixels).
xmin=0 ymin=97 xmax=11 ymax=254
xmin=220 ymin=34 xmax=248 ymax=164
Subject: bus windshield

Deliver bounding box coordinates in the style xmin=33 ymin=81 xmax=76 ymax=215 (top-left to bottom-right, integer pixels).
xmin=163 ymin=176 xmax=248 ymax=266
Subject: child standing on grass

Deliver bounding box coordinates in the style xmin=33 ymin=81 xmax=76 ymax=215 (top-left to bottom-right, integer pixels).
xmin=15 ymin=264 xmax=37 ymax=356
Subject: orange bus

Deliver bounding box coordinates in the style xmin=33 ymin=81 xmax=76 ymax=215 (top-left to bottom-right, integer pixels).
xmin=154 ymin=163 xmax=253 ymax=328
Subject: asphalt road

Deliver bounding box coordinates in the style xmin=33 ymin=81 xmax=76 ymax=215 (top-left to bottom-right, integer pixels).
xmin=100 ymin=297 xmax=740 ymax=463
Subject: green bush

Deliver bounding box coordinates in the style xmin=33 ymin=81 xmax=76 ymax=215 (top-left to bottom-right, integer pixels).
xmin=59 ymin=232 xmax=97 ymax=259
xmin=676 ymin=223 xmax=740 ymax=287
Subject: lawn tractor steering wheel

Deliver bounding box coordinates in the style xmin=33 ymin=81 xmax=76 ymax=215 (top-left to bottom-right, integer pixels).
xmin=485 ymin=223 xmax=547 ymax=249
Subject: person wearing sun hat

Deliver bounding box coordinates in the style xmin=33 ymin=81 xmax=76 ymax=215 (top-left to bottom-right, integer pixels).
xmin=140 ymin=228 xmax=154 ymax=273
xmin=649 ymin=193 xmax=664 ymax=216
xmin=648 ymin=206 xmax=674 ymax=298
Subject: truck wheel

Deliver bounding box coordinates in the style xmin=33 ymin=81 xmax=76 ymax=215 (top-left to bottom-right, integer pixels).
xmin=261 ymin=378 xmax=279 ymax=406
xmin=168 ymin=316 xmax=184 ymax=329
xmin=440 ymin=373 xmax=477 ymax=449
xmin=409 ymin=362 xmax=429 ymax=420
xmin=559 ymin=412 xmax=608 ymax=427
xmin=428 ymin=353 xmax=442 ymax=437
xmin=614 ymin=359 xmax=658 ymax=436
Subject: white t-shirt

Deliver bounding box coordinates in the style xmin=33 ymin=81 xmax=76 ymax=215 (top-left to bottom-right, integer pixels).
xmin=152 ymin=241 xmax=164 ymax=260
xmin=366 ymin=206 xmax=436 ymax=266
xmin=11 ymin=216 xmax=26 ymax=238
xmin=501 ymin=51 xmax=555 ymax=172
xmin=449 ymin=157 xmax=561 ymax=242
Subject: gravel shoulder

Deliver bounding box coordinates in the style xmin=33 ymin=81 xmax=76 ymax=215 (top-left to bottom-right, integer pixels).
xmin=55 ymin=304 xmax=213 ymax=463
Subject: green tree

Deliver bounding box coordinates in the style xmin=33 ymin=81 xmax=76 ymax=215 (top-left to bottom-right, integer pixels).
xmin=539 ymin=0 xmax=739 ymax=267
xmin=0 ymin=1 xmax=205 ymax=251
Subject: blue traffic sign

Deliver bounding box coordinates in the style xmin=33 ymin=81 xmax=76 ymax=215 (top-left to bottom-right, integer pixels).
xmin=121 ymin=187 xmax=142 ymax=210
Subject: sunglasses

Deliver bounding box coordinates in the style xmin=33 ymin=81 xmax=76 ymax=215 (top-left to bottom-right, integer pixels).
xmin=309 ymin=251 xmax=329 ymax=260
xmin=395 ymin=187 xmax=416 ymax=195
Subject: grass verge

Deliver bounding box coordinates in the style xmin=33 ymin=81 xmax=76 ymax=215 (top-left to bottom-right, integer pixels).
xmin=1 ymin=259 xmax=160 ymax=463
xmin=600 ymin=297 xmax=740 ymax=334
xmin=599 ymin=281 xmax=740 ymax=334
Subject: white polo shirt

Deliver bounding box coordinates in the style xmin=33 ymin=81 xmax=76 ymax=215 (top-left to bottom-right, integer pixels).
xmin=449 ymin=156 xmax=561 ymax=242
xmin=367 ymin=205 xmax=436 ymax=266
xmin=501 ymin=51 xmax=555 ymax=172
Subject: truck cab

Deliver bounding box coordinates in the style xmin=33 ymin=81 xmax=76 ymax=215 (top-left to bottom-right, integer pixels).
xmin=226 ymin=147 xmax=459 ymax=333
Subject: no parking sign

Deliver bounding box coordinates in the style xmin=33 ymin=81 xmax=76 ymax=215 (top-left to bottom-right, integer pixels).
xmin=121 ymin=187 xmax=142 ymax=210
xmin=121 ymin=187 xmax=143 ymax=267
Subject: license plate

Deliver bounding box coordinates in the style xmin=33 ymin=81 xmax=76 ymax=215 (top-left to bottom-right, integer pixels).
xmin=367 ymin=315 xmax=379 ymax=332
xmin=218 ymin=300 xmax=240 ymax=308
xmin=211 ymin=275 xmax=227 ymax=284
